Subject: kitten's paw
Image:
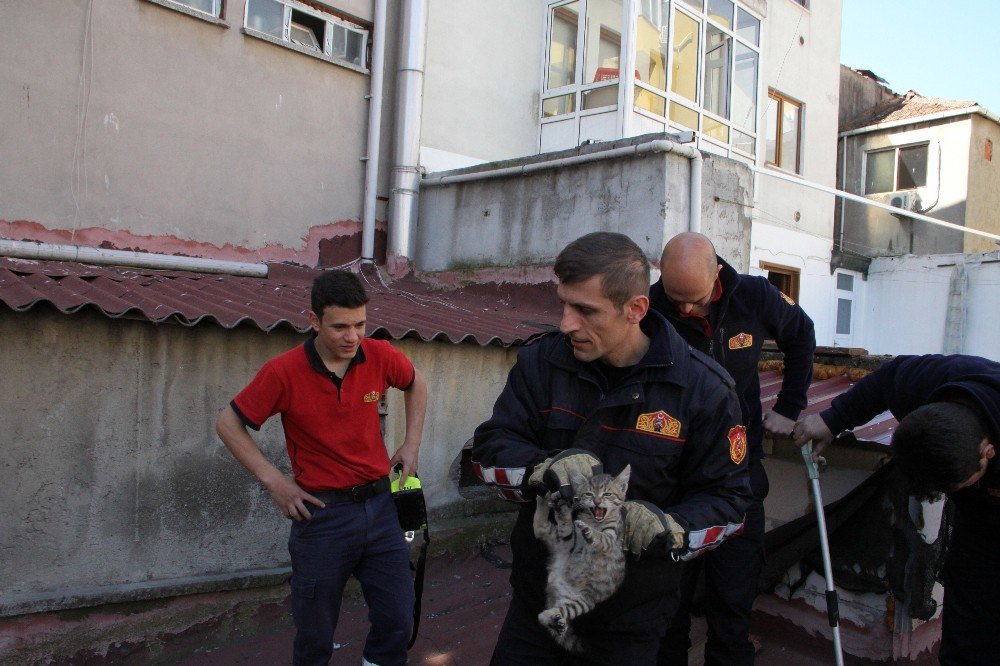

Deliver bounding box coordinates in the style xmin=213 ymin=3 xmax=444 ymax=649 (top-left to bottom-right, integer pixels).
xmin=538 ymin=608 xmax=567 ymax=635
xmin=575 ymin=520 xmax=594 ymax=542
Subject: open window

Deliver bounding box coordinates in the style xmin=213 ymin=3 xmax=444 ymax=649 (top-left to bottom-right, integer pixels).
xmin=759 ymin=261 xmax=800 ymax=303
xmin=245 ymin=0 xmax=368 ymax=68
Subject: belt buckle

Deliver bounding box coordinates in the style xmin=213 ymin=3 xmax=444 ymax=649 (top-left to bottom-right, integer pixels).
xmin=350 ymin=484 xmax=364 ymax=501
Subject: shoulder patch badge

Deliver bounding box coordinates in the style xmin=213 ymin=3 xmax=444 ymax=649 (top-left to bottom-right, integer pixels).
xmin=780 ymin=291 xmax=796 ymax=305
xmin=728 ymin=425 xmax=747 ymax=465
xmin=728 ymin=332 xmax=753 ymax=350
xmin=636 ymin=410 xmax=681 ymax=438
xmin=363 ymin=390 xmax=381 ymax=403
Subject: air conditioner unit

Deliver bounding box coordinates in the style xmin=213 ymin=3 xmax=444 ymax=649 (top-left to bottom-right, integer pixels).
xmin=888 ymin=191 xmax=921 ymax=212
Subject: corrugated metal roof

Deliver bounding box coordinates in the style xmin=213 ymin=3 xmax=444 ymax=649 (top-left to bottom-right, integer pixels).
xmin=759 ymin=369 xmax=896 ymax=445
xmin=0 ymin=257 xmax=560 ymax=347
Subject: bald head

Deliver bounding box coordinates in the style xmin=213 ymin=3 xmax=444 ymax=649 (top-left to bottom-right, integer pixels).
xmin=659 ymin=232 xmax=722 ymax=316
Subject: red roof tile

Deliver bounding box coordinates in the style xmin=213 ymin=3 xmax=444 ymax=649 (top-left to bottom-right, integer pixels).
xmin=0 ymin=257 xmax=561 ymax=347
xmin=843 ymin=90 xmax=978 ymax=132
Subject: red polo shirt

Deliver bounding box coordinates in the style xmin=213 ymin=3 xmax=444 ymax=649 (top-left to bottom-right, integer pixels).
xmin=231 ymin=337 xmax=415 ymax=491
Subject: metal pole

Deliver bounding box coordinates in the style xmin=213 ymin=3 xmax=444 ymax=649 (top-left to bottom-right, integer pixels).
xmin=801 ymin=441 xmax=845 ymax=666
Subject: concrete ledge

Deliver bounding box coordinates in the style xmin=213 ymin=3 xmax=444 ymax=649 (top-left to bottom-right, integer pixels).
xmin=0 ymin=567 xmax=291 ymax=619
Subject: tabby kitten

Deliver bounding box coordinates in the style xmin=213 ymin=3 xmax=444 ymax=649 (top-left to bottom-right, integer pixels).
xmin=533 ymin=465 xmax=630 ymax=653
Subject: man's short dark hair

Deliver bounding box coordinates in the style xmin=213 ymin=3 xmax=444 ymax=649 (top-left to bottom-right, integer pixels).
xmin=554 ymin=232 xmax=650 ymax=309
xmin=311 ymin=270 xmax=370 ymax=315
xmin=891 ymin=402 xmax=987 ymax=500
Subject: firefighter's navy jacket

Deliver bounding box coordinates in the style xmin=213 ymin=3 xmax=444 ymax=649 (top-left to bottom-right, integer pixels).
xmin=472 ymin=311 xmax=751 ymax=629
xmin=819 ymin=354 xmax=1000 ymax=569
xmin=649 ymin=257 xmax=815 ymax=461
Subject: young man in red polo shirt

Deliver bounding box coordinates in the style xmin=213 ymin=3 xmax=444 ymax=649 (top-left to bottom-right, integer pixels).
xmin=216 ymin=270 xmax=427 ymax=666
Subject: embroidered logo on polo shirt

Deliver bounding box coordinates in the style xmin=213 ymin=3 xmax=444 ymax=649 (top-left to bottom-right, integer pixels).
xmin=780 ymin=291 xmax=796 ymax=305
xmin=728 ymin=425 xmax=747 ymax=465
xmin=728 ymin=332 xmax=753 ymax=350
xmin=363 ymin=390 xmax=380 ymax=403
xmin=636 ymin=410 xmax=681 ymax=438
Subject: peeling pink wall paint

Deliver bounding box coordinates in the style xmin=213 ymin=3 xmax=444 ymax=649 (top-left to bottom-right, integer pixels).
xmin=0 ymin=219 xmax=388 ymax=268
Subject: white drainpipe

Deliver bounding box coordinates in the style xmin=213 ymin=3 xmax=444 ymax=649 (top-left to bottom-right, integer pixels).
xmin=387 ymin=0 xmax=427 ymax=265
xmin=360 ymin=0 xmax=388 ymax=263
xmin=422 ymin=138 xmax=704 ymax=233
xmin=0 ymin=240 xmax=269 ymax=277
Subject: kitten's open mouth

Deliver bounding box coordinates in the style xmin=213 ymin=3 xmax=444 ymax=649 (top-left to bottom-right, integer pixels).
xmin=592 ymin=507 xmax=607 ymax=521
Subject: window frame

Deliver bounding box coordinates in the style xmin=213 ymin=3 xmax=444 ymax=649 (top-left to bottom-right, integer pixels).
xmin=243 ymin=0 xmax=370 ymax=72
xmin=759 ymin=261 xmax=800 ymax=303
xmin=764 ymin=89 xmax=802 ymax=174
xmin=862 ymin=142 xmax=930 ymax=195
xmin=141 ymin=0 xmax=228 ymax=25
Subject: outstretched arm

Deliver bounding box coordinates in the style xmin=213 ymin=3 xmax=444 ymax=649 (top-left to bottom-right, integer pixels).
xmin=215 ymin=406 xmax=323 ymax=520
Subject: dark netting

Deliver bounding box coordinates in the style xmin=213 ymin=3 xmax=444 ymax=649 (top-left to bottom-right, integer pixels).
xmin=759 ymin=459 xmax=950 ymax=622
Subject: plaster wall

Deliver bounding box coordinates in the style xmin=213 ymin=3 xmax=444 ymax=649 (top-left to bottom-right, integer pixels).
xmin=755 ymin=0 xmax=841 ymax=237
xmin=415 ymin=138 xmax=753 ymax=273
xmin=0 ymin=0 xmax=373 ymax=260
xmin=855 ymin=252 xmax=1000 ymax=361
xmin=0 ymin=307 xmax=513 ymax=614
xmin=839 ymin=119 xmax=972 ymax=257
xmin=419 ymin=0 xmax=545 ymax=169
xmin=965 ymin=115 xmax=1000 ymax=254
xmin=747 ymin=221 xmax=835 ymax=344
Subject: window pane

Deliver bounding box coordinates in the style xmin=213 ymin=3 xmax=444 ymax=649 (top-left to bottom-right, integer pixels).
xmin=289 ymin=10 xmax=323 ymax=51
xmin=836 ymin=298 xmax=852 ymax=335
xmin=707 ymin=0 xmax=734 ymax=29
xmin=780 ymin=99 xmax=799 ymax=172
xmin=897 ymin=145 xmax=928 ymax=189
xmin=865 ymin=150 xmax=895 ymax=194
xmin=584 ymin=0 xmax=623 ymax=84
xmin=548 ymin=3 xmax=580 ymax=89
xmin=634 ymin=88 xmax=666 ymax=116
xmin=636 ymin=1 xmax=669 ymax=91
xmin=765 ymin=97 xmax=778 ymax=164
xmin=704 ymin=117 xmax=729 ymax=142
xmin=733 ymin=130 xmax=754 ymax=154
xmin=669 ymin=101 xmax=699 ymax=129
xmin=732 ymin=43 xmax=757 ymax=131
xmin=543 ymin=93 xmax=576 ymax=118
xmin=679 ymin=0 xmax=703 ymax=9
xmin=344 ymin=28 xmax=364 ymax=65
xmin=178 ymin=0 xmax=217 ymax=15
xmin=671 ymin=9 xmax=700 ymax=103
xmin=703 ymin=23 xmax=732 ymax=119
xmin=837 ymin=273 xmax=854 ymax=291
xmin=247 ymin=0 xmax=285 ymax=38
xmin=736 ymin=8 xmax=759 ymax=45
xmin=582 ymin=84 xmax=618 ymax=110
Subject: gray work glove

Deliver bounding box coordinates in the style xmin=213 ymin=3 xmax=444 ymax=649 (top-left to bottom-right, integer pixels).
xmin=527 ymin=449 xmax=603 ymax=500
xmin=621 ymin=500 xmax=686 ymax=557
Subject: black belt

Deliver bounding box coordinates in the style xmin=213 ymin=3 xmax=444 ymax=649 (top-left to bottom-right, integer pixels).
xmin=310 ymin=476 xmax=389 ymax=504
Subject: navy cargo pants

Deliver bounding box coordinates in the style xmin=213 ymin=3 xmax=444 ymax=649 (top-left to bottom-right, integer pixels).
xmin=659 ymin=461 xmax=768 ymax=666
xmin=288 ymin=490 xmax=413 ymax=666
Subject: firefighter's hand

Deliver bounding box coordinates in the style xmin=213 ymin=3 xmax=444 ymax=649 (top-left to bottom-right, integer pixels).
xmin=262 ymin=471 xmax=324 ymax=521
xmin=621 ymin=500 xmax=685 ymax=556
xmin=792 ymin=414 xmax=835 ymax=459
xmin=527 ymin=449 xmax=603 ymax=500
xmin=762 ymin=411 xmax=796 ymax=438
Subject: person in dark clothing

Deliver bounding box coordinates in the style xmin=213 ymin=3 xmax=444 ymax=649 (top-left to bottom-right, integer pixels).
xmin=793 ymin=354 xmax=1000 ymax=665
xmin=650 ymin=232 xmax=815 ymax=666
xmin=472 ymin=232 xmax=752 ymax=665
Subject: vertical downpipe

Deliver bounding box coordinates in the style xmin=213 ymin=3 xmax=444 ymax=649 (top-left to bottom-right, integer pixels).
xmin=388 ymin=0 xmax=428 ymax=272
xmin=361 ymin=0 xmax=389 ymax=263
